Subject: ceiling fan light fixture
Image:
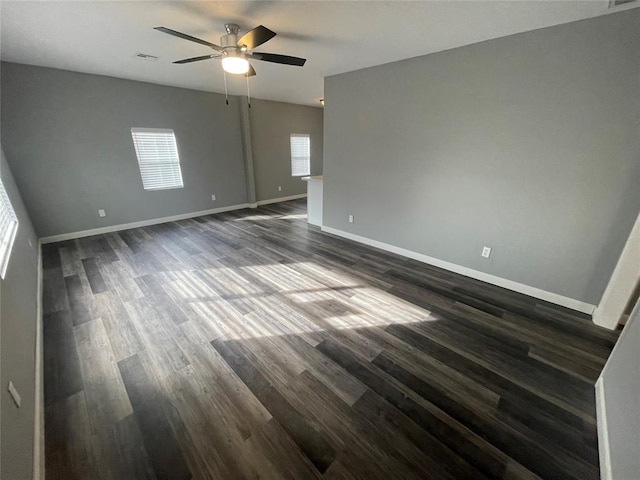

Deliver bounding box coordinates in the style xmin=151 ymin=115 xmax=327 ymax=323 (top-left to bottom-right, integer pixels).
xmin=222 ymin=55 xmax=250 ymax=75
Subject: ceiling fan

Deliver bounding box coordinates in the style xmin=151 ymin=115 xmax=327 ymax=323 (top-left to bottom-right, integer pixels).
xmin=154 ymin=23 xmax=307 ymax=77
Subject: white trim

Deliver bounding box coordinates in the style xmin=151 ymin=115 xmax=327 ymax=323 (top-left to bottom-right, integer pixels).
xmin=596 ymin=377 xmax=613 ymax=480
xmin=321 ymin=226 xmax=596 ymax=315
xmin=39 ymin=195 xmax=308 ymax=244
xmin=256 ymin=193 xmax=307 ymax=206
xmin=33 ymin=241 xmax=44 ymax=480
xmin=592 ymin=212 xmax=640 ymax=330
xmin=39 ymin=203 xmax=254 ymax=244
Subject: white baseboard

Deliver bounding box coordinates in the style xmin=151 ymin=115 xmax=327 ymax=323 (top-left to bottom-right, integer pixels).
xmin=321 ymin=226 xmax=596 ymax=315
xmin=33 ymin=242 xmax=44 ymax=480
xmin=39 ymin=202 xmax=254 ymax=244
xmin=39 ymin=196 xmax=309 ymax=244
xmin=596 ymin=378 xmax=612 ymax=480
xmin=256 ymin=193 xmax=307 ymax=206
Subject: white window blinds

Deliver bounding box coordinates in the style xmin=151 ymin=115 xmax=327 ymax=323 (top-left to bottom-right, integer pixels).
xmin=290 ymin=134 xmax=310 ymax=177
xmin=0 ymin=177 xmax=18 ymax=279
xmin=131 ymin=128 xmax=184 ymax=190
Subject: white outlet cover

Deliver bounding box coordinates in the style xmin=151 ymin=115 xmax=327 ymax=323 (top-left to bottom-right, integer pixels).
xmin=98 ymin=209 xmax=106 ymax=217
xmin=348 ymin=214 xmax=354 ymax=223
xmin=211 ymin=194 xmax=216 ymax=201
xmin=278 ymin=186 xmax=282 ymax=191
xmin=8 ymin=381 xmax=21 ymax=408
xmin=482 ymin=246 xmax=492 ymax=258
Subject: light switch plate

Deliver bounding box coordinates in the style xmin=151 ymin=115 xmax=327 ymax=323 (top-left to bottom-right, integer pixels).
xmin=482 ymin=246 xmax=492 ymax=258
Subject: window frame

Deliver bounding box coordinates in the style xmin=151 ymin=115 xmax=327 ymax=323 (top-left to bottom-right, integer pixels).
xmin=130 ymin=127 xmax=184 ymax=191
xmin=0 ymin=177 xmax=18 ymax=279
xmin=290 ymin=134 xmax=311 ymax=177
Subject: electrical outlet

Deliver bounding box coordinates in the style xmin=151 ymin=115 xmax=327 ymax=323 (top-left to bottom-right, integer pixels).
xmin=8 ymin=381 xmax=21 ymax=408
xmin=278 ymin=186 xmax=282 ymax=192
xmin=481 ymin=246 xmax=492 ymax=258
xmin=348 ymin=214 xmax=354 ymax=223
xmin=98 ymin=209 xmax=106 ymax=218
xmin=211 ymin=194 xmax=216 ymax=201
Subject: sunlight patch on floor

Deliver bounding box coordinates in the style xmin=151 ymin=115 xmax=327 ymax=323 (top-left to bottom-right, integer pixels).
xmin=232 ymin=214 xmax=276 ymax=222
xmin=161 ymin=261 xmax=436 ymax=341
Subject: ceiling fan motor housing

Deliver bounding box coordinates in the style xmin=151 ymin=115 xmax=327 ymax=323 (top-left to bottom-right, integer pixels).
xmin=221 ymin=23 xmax=241 ymax=54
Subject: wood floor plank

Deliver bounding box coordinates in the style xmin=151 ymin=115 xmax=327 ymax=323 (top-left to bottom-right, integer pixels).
xmin=315 ymin=337 xmax=510 ymax=479
xmin=528 ymin=345 xmax=602 ymax=383
xmin=43 ymin=267 xmax=70 ymax=315
xmin=74 ymin=318 xmax=133 ymax=432
xmin=98 ymin=260 xmax=145 ymax=302
xmin=373 ymin=350 xmax=500 ymax=415
xmin=82 ymin=257 xmax=108 ymax=294
xmin=183 ymin=339 xmax=273 ymax=429
xmin=272 ymin=373 xmax=427 ymax=480
xmin=352 ymin=389 xmax=488 ymax=480
xmin=451 ymin=302 xmax=609 ymax=366
xmin=212 ymin=337 xmax=337 ymax=473
xmin=163 ymin=365 xmax=255 ymax=479
xmin=241 ymin=417 xmax=323 ymax=480
xmin=65 ymin=274 xmax=94 ymax=326
xmin=385 ymin=323 xmax=593 ymax=431
xmin=371 ymin=352 xmax=598 ymax=479
xmin=135 ymin=274 xmax=190 ymax=325
xmin=402 ymin=319 xmax=596 ymax=419
xmin=59 ymin=243 xmax=84 ymax=278
xmin=112 ymin=415 xmax=157 ymax=480
xmin=45 ymin=392 xmax=99 ymax=480
xmin=275 ymin=332 xmax=368 ymax=406
xmin=93 ymin=293 xmax=145 ymax=362
xmin=42 ymin=242 xmax=63 ymax=270
xmin=43 ymin=310 xmax=84 ymax=406
xmin=123 ymin=296 xmax=190 ymax=376
xmin=291 ymin=369 xmax=464 ymax=480
xmin=117 ymin=354 xmax=192 ymax=480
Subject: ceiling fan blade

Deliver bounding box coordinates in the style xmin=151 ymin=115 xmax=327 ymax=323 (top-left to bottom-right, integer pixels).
xmin=154 ymin=26 xmax=223 ymax=51
xmin=237 ymin=25 xmax=276 ymax=50
xmin=244 ymin=64 xmax=256 ymax=77
xmin=250 ymin=52 xmax=306 ymax=67
xmin=173 ymin=54 xmax=220 ymax=64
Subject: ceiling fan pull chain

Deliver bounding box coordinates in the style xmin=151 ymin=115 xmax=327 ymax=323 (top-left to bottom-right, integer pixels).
xmin=223 ymin=69 xmax=229 ymax=105
xmin=246 ymin=74 xmax=251 ymax=109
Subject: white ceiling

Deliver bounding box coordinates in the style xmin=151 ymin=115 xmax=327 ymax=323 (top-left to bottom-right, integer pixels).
xmin=0 ymin=1 xmax=635 ymax=106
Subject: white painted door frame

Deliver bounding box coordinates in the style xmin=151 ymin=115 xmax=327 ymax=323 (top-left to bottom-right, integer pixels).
xmin=593 ymin=211 xmax=640 ymax=330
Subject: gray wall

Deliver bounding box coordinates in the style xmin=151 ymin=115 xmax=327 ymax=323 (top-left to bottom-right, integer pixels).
xmin=0 ymin=147 xmax=39 ymax=480
xmin=598 ymin=300 xmax=640 ymax=479
xmin=1 ymin=62 xmax=247 ymax=237
xmin=249 ymin=99 xmax=323 ymax=202
xmin=1 ymin=63 xmax=323 ymax=238
xmin=323 ymin=10 xmax=640 ymax=305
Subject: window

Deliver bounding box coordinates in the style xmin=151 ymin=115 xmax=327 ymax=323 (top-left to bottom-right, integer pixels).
xmin=290 ymin=134 xmax=310 ymax=177
xmin=131 ymin=128 xmax=184 ymax=190
xmin=0 ymin=178 xmax=18 ymax=279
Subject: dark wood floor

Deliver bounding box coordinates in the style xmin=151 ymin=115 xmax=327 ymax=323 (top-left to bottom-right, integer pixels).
xmin=42 ymin=199 xmax=619 ymax=480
